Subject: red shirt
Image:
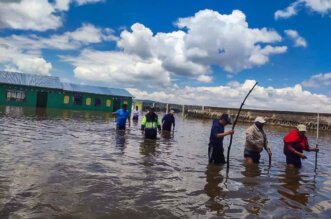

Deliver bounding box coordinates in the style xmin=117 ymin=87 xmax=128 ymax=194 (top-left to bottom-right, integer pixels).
xmin=283 ymin=130 xmax=310 ymax=155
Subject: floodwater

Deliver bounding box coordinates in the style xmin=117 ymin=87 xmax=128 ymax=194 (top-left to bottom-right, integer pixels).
xmin=0 ymin=106 xmax=331 ymax=219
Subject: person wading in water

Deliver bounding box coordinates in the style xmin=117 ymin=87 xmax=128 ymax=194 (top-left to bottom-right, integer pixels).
xmin=208 ymin=114 xmax=234 ymax=164
xmin=112 ymin=104 xmax=130 ymax=131
xmin=141 ymin=106 xmax=161 ymax=139
xmin=244 ymin=117 xmax=272 ymax=165
xmin=283 ymin=124 xmax=319 ymax=168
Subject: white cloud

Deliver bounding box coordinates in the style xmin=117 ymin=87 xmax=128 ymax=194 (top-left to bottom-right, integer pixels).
xmin=302 ymin=72 xmax=331 ymax=87
xmin=60 ymin=49 xmax=171 ymax=87
xmin=275 ymin=0 xmax=331 ymax=19
xmin=2 ymin=24 xmax=117 ymax=50
xmin=60 ymin=10 xmax=287 ymax=87
xmin=55 ymin=0 xmax=71 ymax=11
xmin=197 ymin=75 xmax=213 ymax=83
xmin=176 ymin=10 xmax=285 ymax=73
xmin=304 ymin=0 xmax=331 ymax=13
xmin=284 ymin=29 xmax=307 ymax=47
xmin=128 ymin=80 xmax=331 ymax=113
xmin=275 ymin=1 xmax=301 ymax=19
xmin=0 ymin=24 xmax=114 ymax=76
xmin=0 ymin=0 xmax=62 ymax=31
xmin=0 ymin=44 xmax=52 ymax=75
xmin=0 ymin=0 xmax=104 ymax=31
xmin=74 ymin=0 xmax=104 ymax=6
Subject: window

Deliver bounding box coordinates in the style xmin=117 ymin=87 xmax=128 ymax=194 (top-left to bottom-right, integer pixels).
xmin=106 ymin=99 xmax=111 ymax=107
xmin=86 ymin=98 xmax=91 ymax=106
xmin=64 ymin=95 xmax=70 ymax=104
xmin=94 ymin=98 xmax=102 ymax=106
xmin=73 ymin=94 xmax=83 ymax=105
xmin=6 ymin=90 xmax=26 ymax=102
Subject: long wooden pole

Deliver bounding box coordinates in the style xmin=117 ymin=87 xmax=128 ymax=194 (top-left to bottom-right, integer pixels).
xmin=226 ymin=82 xmax=258 ymax=173
xmin=314 ymin=113 xmax=319 ymax=171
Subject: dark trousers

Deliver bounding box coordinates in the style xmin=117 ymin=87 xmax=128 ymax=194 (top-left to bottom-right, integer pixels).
xmin=117 ymin=124 xmax=126 ymax=130
xmin=286 ymin=154 xmax=302 ymax=168
xmin=145 ymin=128 xmax=157 ymax=139
xmin=208 ymin=145 xmax=225 ymax=164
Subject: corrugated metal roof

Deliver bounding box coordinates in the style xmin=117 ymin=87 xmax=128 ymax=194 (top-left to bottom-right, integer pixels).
xmin=0 ymin=71 xmax=133 ymax=97
xmin=0 ymin=71 xmax=62 ymax=89
xmin=62 ymin=83 xmax=133 ymax=97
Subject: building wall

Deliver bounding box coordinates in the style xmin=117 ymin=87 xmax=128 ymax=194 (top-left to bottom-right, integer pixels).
xmin=0 ymin=84 xmax=132 ymax=112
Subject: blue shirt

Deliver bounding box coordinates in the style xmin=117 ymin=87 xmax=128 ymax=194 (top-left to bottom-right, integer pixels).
xmin=116 ymin=109 xmax=129 ymax=126
xmin=209 ymin=119 xmax=225 ymax=147
xmin=162 ymin=114 xmax=175 ymax=131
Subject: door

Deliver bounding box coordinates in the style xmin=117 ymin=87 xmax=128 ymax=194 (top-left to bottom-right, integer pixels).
xmin=36 ymin=92 xmax=48 ymax=108
xmin=113 ymin=100 xmax=121 ymax=112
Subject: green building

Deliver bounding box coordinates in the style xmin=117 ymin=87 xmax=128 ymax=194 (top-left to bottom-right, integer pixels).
xmin=0 ymin=71 xmax=133 ymax=112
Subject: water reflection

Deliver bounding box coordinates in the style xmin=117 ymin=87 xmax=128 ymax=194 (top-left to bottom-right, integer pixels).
xmin=204 ymin=165 xmax=227 ymax=213
xmin=278 ymin=166 xmax=310 ymax=208
xmin=115 ymin=130 xmax=126 ymax=150
xmin=161 ymin=130 xmax=173 ymax=139
xmin=139 ymin=139 xmax=159 ymax=157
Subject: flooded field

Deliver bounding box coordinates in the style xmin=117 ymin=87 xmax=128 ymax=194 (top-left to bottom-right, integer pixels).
xmin=0 ymin=106 xmax=330 ymax=219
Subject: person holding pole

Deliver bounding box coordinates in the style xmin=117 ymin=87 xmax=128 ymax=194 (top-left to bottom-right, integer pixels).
xmin=244 ymin=117 xmax=272 ymax=165
xmin=283 ymin=124 xmax=319 ymax=168
xmin=208 ymin=114 xmax=234 ymax=164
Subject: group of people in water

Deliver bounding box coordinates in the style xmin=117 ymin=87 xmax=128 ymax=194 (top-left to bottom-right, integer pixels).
xmin=112 ymin=104 xmax=175 ymax=139
xmin=113 ymin=104 xmax=318 ymax=168
xmin=208 ymin=113 xmax=319 ymax=168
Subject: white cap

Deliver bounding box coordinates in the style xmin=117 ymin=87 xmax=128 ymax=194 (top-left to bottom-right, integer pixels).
xmin=254 ymin=116 xmax=266 ymax=123
xmin=297 ymin=124 xmax=307 ymax=132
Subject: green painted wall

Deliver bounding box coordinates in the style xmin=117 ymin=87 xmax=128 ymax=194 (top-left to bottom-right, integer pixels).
xmin=0 ymin=84 xmax=132 ymax=113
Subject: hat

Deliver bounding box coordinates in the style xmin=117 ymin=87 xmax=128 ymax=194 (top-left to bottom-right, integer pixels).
xmin=220 ymin=113 xmax=232 ymax=124
xmin=169 ymin=110 xmax=175 ymax=114
xmin=297 ymin=124 xmax=307 ymax=132
xmin=254 ymin=116 xmax=266 ymax=123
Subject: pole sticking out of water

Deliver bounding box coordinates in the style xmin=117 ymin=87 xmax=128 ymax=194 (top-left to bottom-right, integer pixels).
xmin=182 ymin=105 xmax=185 ymax=117
xmin=166 ymin=103 xmax=169 ymax=114
xmin=314 ymin=113 xmax=320 ymax=171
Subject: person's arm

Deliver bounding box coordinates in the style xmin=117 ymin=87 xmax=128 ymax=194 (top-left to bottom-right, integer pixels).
xmin=127 ymin=113 xmax=131 ymax=127
xmin=161 ymin=115 xmax=165 ymax=127
xmin=157 ymin=117 xmax=161 ymax=131
xmin=287 ymin=143 xmax=307 ymax=159
xmin=304 ymin=137 xmax=319 ymax=152
xmin=172 ymin=117 xmax=175 ymax=131
xmin=264 ymin=143 xmax=272 ymax=156
xmin=141 ymin=116 xmax=146 ymax=130
xmin=112 ymin=109 xmax=119 ymax=116
xmin=216 ymin=130 xmax=234 ymax=138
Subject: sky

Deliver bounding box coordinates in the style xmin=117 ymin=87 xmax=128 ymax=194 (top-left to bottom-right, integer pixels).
xmin=0 ymin=0 xmax=330 ymax=112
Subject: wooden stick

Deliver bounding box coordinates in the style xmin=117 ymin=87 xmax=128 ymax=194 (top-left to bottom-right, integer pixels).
xmin=226 ymin=82 xmax=258 ymax=174
xmin=314 ymin=113 xmax=319 ymax=171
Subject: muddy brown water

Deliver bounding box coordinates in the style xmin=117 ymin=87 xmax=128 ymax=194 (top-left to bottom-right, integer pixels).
xmin=0 ymin=106 xmax=330 ymax=219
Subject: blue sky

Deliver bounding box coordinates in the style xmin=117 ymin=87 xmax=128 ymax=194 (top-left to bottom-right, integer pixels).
xmin=0 ymin=0 xmax=330 ymax=112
